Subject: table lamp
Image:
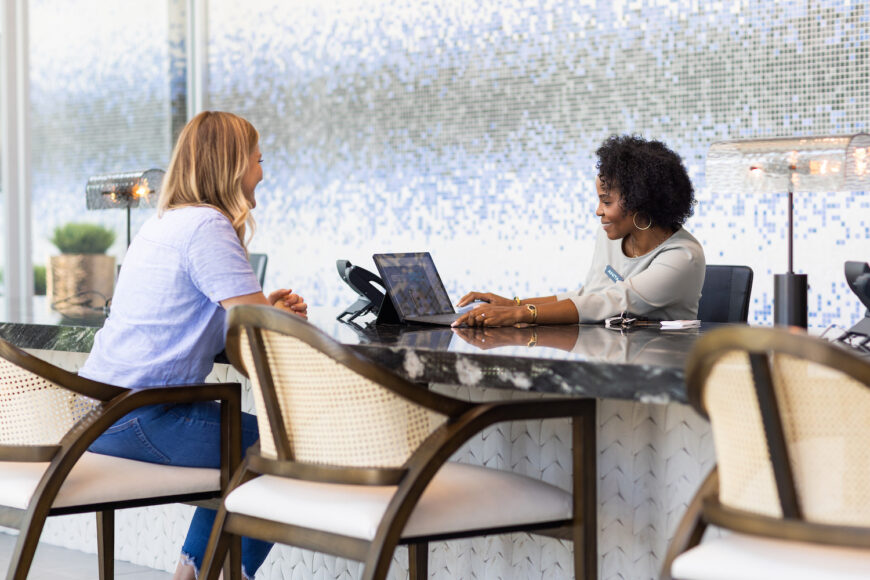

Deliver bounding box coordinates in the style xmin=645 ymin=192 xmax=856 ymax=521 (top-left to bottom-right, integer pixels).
xmin=707 ymin=134 xmax=870 ymax=327
xmin=85 ymin=168 xmax=165 ymax=247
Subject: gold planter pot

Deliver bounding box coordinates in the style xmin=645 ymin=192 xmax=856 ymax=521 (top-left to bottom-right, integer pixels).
xmin=47 ymin=254 xmax=115 ymax=319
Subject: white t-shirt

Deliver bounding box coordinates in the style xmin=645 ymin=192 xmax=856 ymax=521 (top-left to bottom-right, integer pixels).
xmin=556 ymin=227 xmax=706 ymax=322
xmin=79 ymin=206 xmax=261 ymax=388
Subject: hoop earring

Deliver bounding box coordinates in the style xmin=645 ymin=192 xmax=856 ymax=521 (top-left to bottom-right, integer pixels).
xmin=633 ymin=213 xmax=652 ymax=230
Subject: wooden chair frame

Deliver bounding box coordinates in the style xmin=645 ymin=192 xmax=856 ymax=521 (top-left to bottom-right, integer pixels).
xmin=661 ymin=326 xmax=870 ymax=580
xmin=201 ymin=305 xmax=598 ymax=580
xmin=0 ymin=339 xmax=244 ymax=580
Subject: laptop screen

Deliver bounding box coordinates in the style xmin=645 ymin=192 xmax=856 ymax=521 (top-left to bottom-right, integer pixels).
xmin=372 ymin=252 xmax=454 ymax=319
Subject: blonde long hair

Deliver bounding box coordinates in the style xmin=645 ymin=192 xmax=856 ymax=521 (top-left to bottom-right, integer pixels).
xmin=158 ymin=111 xmax=258 ymax=246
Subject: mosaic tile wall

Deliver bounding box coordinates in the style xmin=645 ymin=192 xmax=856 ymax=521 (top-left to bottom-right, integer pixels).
xmin=22 ymin=0 xmax=870 ymax=326
xmin=207 ymin=0 xmax=870 ymax=329
xmin=27 ymin=0 xmax=180 ymax=287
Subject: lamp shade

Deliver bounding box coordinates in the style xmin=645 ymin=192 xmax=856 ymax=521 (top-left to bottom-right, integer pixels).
xmin=707 ymin=134 xmax=870 ymax=194
xmin=86 ymin=168 xmax=165 ymax=210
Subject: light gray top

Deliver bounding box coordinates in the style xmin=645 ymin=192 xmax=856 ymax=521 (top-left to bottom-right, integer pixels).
xmin=557 ymin=227 xmax=706 ymax=323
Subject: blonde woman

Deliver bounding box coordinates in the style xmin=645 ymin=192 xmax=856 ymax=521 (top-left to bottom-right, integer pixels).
xmin=80 ymin=111 xmax=302 ymax=580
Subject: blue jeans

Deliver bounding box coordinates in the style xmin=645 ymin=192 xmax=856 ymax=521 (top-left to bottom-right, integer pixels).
xmin=89 ymin=402 xmax=272 ymax=579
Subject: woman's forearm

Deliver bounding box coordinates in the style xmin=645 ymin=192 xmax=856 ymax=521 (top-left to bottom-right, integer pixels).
xmin=519 ymin=298 xmax=579 ymax=324
xmin=518 ymin=295 xmax=558 ymax=306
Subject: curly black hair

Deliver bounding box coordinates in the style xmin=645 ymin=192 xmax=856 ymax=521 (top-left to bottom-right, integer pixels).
xmin=596 ymin=135 xmax=695 ymax=231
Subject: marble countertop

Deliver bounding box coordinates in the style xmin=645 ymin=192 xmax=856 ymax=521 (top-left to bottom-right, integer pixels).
xmin=333 ymin=319 xmax=706 ymax=402
xmin=0 ymin=306 xmax=720 ymax=403
xmin=0 ymin=296 xmax=105 ymax=351
xmin=0 ymin=321 xmax=101 ymax=352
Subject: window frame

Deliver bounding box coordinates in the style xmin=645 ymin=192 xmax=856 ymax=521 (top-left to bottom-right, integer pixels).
xmin=1 ymin=0 xmax=34 ymax=321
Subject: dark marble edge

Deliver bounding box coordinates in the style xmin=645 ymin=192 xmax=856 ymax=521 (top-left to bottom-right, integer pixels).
xmin=0 ymin=322 xmax=97 ymax=353
xmin=0 ymin=322 xmax=229 ymax=363
xmin=351 ymin=343 xmax=688 ymax=404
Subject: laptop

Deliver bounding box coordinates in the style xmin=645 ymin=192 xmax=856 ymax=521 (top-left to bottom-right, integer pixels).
xmin=372 ymin=252 xmax=463 ymax=326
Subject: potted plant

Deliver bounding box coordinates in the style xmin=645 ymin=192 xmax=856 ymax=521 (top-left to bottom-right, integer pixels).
xmin=47 ymin=223 xmax=116 ymax=318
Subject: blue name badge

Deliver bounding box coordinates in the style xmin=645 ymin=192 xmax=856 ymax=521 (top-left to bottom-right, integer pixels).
xmin=604 ymin=265 xmax=624 ymax=282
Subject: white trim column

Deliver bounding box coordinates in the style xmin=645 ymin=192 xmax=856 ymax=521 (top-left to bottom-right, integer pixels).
xmin=1 ymin=0 xmax=33 ymax=321
xmin=186 ymin=0 xmax=208 ymax=118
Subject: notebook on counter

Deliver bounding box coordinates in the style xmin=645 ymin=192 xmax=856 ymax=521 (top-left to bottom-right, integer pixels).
xmin=372 ymin=252 xmax=463 ymax=326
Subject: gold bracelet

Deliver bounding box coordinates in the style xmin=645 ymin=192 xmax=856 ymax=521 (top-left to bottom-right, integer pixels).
xmin=525 ymin=303 xmax=537 ymax=324
xmin=513 ymin=296 xmax=522 ymax=305
xmin=527 ymin=328 xmax=538 ymax=347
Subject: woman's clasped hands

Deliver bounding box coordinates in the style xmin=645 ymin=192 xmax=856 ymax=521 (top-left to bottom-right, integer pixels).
xmin=451 ymin=291 xmax=530 ymax=327
xmin=268 ymin=288 xmax=308 ymax=319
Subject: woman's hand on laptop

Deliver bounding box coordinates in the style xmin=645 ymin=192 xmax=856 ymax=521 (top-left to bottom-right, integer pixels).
xmin=456 ymin=291 xmax=514 ymax=308
xmin=451 ymin=304 xmax=527 ymax=327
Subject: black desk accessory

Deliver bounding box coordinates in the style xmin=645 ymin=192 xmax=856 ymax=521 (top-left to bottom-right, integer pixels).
xmin=337 ymin=317 xmax=453 ymax=350
xmin=843 ymin=261 xmax=870 ymax=345
xmin=338 ymin=253 xmax=460 ymax=326
xmin=336 ymin=259 xmax=387 ymax=322
xmin=374 ymin=292 xmax=402 ymax=325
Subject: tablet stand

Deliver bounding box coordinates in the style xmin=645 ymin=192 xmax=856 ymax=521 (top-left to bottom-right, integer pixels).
xmin=375 ymin=293 xmax=402 ymax=325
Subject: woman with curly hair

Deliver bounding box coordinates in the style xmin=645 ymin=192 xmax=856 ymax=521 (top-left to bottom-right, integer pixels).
xmin=453 ymin=135 xmax=705 ymax=326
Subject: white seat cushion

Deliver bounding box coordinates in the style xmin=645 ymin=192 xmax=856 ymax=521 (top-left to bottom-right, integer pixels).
xmin=0 ymin=451 xmax=220 ymax=510
xmin=224 ymin=461 xmax=572 ymax=540
xmin=672 ymin=532 xmax=870 ymax=580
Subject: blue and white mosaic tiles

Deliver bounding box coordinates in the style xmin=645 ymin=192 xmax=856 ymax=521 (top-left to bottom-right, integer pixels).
xmin=206 ymin=0 xmax=870 ymax=328
xmin=27 ymin=0 xmax=176 ymax=274
xmin=25 ymin=0 xmax=870 ymax=328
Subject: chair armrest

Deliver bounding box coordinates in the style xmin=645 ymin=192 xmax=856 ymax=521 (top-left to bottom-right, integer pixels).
xmin=114 ymin=382 xmax=242 ymax=406
xmin=0 ymin=338 xmax=124 ymax=401
xmin=409 ymin=397 xmax=594 ymax=476
xmin=0 ymin=360 xmax=242 ymax=461
xmin=456 ymin=396 xmax=594 ymax=423
xmin=52 ymin=382 xmax=244 ymax=491
xmin=7 ymin=382 xmax=244 ymax=544
xmin=659 ymin=467 xmax=718 ymax=580
xmin=66 ymin=382 xmax=242 ymax=443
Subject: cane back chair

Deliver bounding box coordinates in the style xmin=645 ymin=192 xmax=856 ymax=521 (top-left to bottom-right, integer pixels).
xmin=0 ymin=338 xmax=243 ymax=580
xmin=662 ymin=326 xmax=870 ymax=579
xmin=201 ymin=305 xmax=598 ymax=580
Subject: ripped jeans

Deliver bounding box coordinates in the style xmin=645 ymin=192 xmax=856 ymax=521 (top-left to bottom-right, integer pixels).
xmin=89 ymin=402 xmax=272 ymax=579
